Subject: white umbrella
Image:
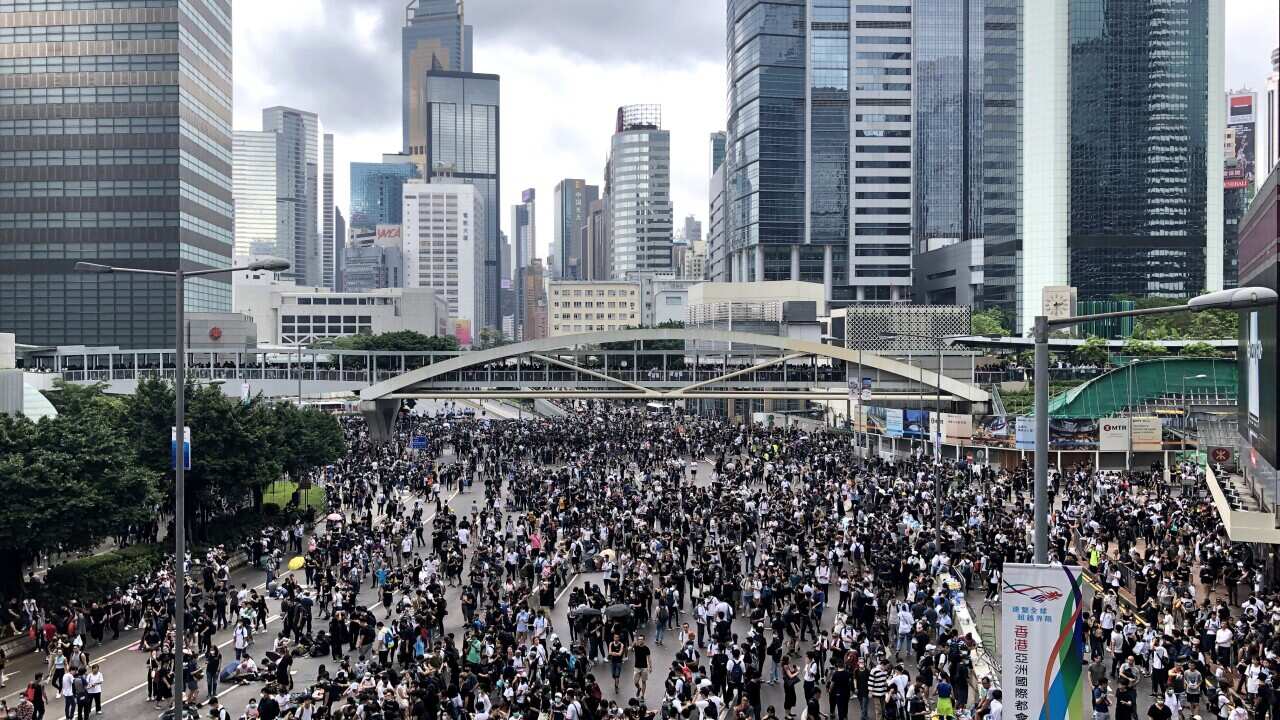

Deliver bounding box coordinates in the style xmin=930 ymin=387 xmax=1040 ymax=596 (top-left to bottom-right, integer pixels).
xmin=326 ymin=512 xmax=344 ymax=521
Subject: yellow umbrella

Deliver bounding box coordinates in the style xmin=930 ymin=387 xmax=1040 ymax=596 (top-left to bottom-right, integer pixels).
xmin=288 ymin=555 xmax=305 ymax=571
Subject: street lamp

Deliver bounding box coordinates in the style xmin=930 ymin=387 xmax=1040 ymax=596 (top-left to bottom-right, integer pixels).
xmin=1030 ymin=286 xmax=1277 ymax=564
xmin=75 ymin=256 xmax=289 ymax=720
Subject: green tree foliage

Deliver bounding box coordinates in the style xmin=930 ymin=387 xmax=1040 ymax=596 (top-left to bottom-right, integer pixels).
xmin=971 ymin=309 xmax=1009 ymax=337
xmin=266 ymin=402 xmax=346 ymax=481
xmin=330 ymin=331 xmax=459 ymax=352
xmin=1179 ymin=341 xmax=1221 ymax=357
xmin=1129 ymin=296 xmax=1239 ymax=340
xmin=1122 ymin=338 xmax=1169 ymax=357
xmin=0 ymin=383 xmax=159 ymax=596
xmin=1072 ymin=336 xmax=1110 ymax=367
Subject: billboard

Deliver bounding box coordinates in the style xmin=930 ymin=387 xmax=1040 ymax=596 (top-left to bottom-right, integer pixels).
xmin=1098 ymin=417 xmax=1131 ymax=453
xmin=903 ymin=409 xmax=930 ymax=440
xmin=454 ymin=318 xmax=473 ymax=347
xmin=1228 ymin=92 xmax=1256 ymax=125
xmin=885 ymin=408 xmax=904 ymax=438
xmin=1242 ymin=309 xmax=1277 ymax=467
xmin=1049 ymin=418 xmax=1098 ymax=450
xmin=1130 ymin=416 xmax=1163 ymax=452
xmin=942 ymin=413 xmax=973 ymax=442
xmin=1001 ymin=564 xmax=1088 ymax=720
xmin=375 ymin=224 xmax=402 ymax=240
xmin=1225 ymin=123 xmax=1256 ymax=190
xmin=1015 ymin=416 xmax=1036 ymax=450
xmin=975 ymin=415 xmax=1014 ymax=447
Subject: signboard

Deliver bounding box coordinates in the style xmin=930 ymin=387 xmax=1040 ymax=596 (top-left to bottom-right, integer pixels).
xmin=975 ymin=415 xmax=1014 ymax=448
xmin=1228 ymin=91 xmax=1256 ymax=125
xmin=885 ymin=408 xmax=904 ymax=438
xmin=1015 ymin=416 xmax=1036 ymax=450
xmin=1225 ymin=123 xmax=1256 ymax=190
xmin=240 ymin=382 xmax=252 ymax=405
xmin=1099 ymin=416 xmax=1131 ymax=453
xmin=171 ymin=426 xmax=191 ymax=471
xmin=861 ymin=377 xmax=872 ymax=401
xmin=1049 ymin=417 xmax=1099 ymax=450
xmin=410 ymin=435 xmax=428 ymax=450
xmin=1001 ymin=564 xmax=1088 ymax=720
xmin=903 ymin=409 xmax=929 ymax=440
xmin=942 ymin=413 xmax=973 ymax=442
xmin=1130 ymin=416 xmax=1163 ymax=452
xmin=454 ymin=318 xmax=473 ymax=347
xmin=1211 ymin=446 xmax=1233 ymax=465
xmin=375 ymin=224 xmax=402 ymax=240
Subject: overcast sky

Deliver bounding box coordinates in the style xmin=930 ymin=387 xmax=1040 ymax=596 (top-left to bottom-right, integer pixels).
xmin=232 ymin=0 xmax=1278 ymax=262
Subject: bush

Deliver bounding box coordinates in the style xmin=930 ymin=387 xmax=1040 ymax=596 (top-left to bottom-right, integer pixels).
xmin=39 ymin=544 xmax=163 ymax=610
xmin=262 ymin=502 xmax=281 ymax=517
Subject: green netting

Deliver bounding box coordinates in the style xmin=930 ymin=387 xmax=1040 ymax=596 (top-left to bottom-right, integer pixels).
xmin=1046 ymin=357 xmax=1237 ymax=417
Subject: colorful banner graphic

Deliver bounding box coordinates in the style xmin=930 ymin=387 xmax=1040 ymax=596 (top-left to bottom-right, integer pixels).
xmin=903 ymin=409 xmax=929 ymax=440
xmin=1001 ymin=564 xmax=1087 ymax=720
xmin=885 ymin=408 xmax=904 ymax=438
xmin=975 ymin=415 xmax=1015 ymax=448
xmin=1049 ymin=418 xmax=1099 ymax=450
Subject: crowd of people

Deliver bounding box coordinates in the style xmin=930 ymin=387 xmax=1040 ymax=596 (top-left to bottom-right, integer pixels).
xmin=0 ymin=402 xmax=1271 ymax=720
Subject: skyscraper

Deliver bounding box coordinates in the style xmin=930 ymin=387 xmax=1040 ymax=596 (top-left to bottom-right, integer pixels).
xmin=583 ymin=198 xmax=611 ymax=281
xmin=350 ymin=162 xmax=420 ymax=231
xmin=609 ymin=105 xmax=674 ymax=278
xmin=1224 ymin=90 xmax=1260 ymax=290
xmin=424 ymin=70 xmax=501 ymax=330
xmin=511 ymin=189 xmax=535 ymax=338
xmin=402 ymin=178 xmax=485 ymax=345
xmin=402 ymin=0 xmax=472 ymax=172
xmin=724 ymin=0 xmax=912 ymax=303
xmin=233 ymin=131 xmax=283 ymax=259
xmin=262 ymin=107 xmax=333 ymax=288
xmin=0 ymin=0 xmax=234 ymax=347
xmin=553 ymin=179 xmax=598 ymax=280
xmin=1267 ymin=49 xmax=1279 ymax=176
xmin=1018 ymin=0 xmax=1223 ymax=332
xmin=334 ymin=206 xmax=346 ymax=291
xmin=710 ymin=132 xmax=727 ymax=176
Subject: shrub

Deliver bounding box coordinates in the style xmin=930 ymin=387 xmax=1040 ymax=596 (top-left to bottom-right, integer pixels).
xmin=39 ymin=544 xmax=163 ymax=610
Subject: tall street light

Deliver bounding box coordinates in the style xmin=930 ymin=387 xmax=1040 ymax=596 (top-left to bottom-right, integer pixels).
xmin=75 ymin=257 xmax=289 ymax=720
xmin=1030 ymin=286 xmax=1277 ymax=564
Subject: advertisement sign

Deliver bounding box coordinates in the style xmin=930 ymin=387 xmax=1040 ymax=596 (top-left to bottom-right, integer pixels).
xmin=903 ymin=409 xmax=930 ymax=440
xmin=1225 ymin=123 xmax=1256 ymax=190
xmin=170 ymin=426 xmax=191 ymax=471
xmin=861 ymin=377 xmax=872 ymax=402
xmin=885 ymin=408 xmax=904 ymax=438
xmin=1001 ymin=564 xmax=1088 ymax=720
xmin=1228 ymin=92 xmax=1256 ymax=125
xmin=866 ymin=406 xmax=888 ymax=435
xmin=375 ymin=224 xmax=402 ymax=240
xmin=1015 ymin=416 xmax=1036 ymax=450
xmin=975 ymin=415 xmax=1014 ymax=448
xmin=1130 ymin=416 xmax=1163 ymax=452
xmin=454 ymin=318 xmax=473 ymax=347
xmin=1049 ymin=417 xmax=1099 ymax=450
xmin=942 ymin=413 xmax=973 ymax=442
xmin=1098 ymin=417 xmax=1131 ymax=453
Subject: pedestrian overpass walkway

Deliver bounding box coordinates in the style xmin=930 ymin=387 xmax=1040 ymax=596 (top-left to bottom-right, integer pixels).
xmin=1046 ymin=357 xmax=1237 ymax=417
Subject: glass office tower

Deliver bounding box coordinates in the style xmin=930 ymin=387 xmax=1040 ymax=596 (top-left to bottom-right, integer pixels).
xmin=424 ymin=70 xmax=500 ymax=330
xmin=350 ymin=162 xmax=420 ymax=231
xmin=0 ymin=0 xmax=234 ymax=347
xmin=402 ymin=0 xmax=471 ymax=167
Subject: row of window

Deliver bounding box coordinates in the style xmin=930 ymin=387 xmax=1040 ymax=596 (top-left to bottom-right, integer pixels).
xmin=552 ymin=313 xmax=636 ymax=321
xmin=288 ymin=297 xmax=393 ymax=306
xmin=0 ymin=116 xmax=178 ymax=136
xmin=550 ymin=301 xmax=637 ymax=310
xmin=0 ymin=54 xmax=179 ymax=75
xmin=0 ymin=85 xmax=178 ymax=105
xmin=281 ymin=325 xmax=373 ymax=337
xmin=549 ymin=288 xmax=637 ymax=297
xmin=0 ymin=23 xmax=178 ymax=43
xmin=282 ymin=316 xmax=374 ymax=324
xmin=0 ymin=179 xmax=178 ymax=198
xmin=0 ymin=0 xmax=175 ymax=11
xmin=0 ymin=211 xmax=182 ymax=229
xmin=0 ymin=148 xmax=178 ymax=167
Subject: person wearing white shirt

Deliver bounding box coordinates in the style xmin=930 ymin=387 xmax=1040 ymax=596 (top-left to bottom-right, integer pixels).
xmin=85 ymin=666 xmax=103 ymax=715
xmin=988 ymin=690 xmax=1003 ymax=720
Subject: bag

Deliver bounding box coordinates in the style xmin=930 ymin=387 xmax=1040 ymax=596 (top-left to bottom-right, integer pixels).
xmin=24 ymin=683 xmax=36 ymax=702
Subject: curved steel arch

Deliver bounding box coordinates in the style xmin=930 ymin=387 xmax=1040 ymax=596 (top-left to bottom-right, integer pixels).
xmin=359 ymin=328 xmax=989 ymax=402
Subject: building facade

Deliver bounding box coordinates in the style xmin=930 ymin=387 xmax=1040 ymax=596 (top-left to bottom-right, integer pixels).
xmin=233 ymin=281 xmax=449 ymax=346
xmin=350 ymin=161 xmax=419 ymax=232
xmin=609 ymin=105 xmax=674 ymax=278
xmin=0 ymin=0 xmax=235 ymax=347
xmin=424 ymin=70 xmax=500 ymax=331
xmin=520 ymin=258 xmax=548 ymax=341
xmin=547 ymin=280 xmax=640 ymax=336
xmin=552 ymin=179 xmax=597 ymax=280
xmin=261 ymin=106 xmax=333 ymax=288
xmin=402 ymin=179 xmax=484 ymax=345
xmin=583 ymin=197 xmax=611 ymax=281
xmin=233 ymin=130 xmax=282 ymax=259
xmin=511 ymin=188 xmax=535 ymax=339
xmin=402 ymin=0 xmax=471 ymax=172
xmin=342 ymin=225 xmax=404 ymax=294
xmin=1225 ymin=91 xmax=1260 ymax=289
xmin=1266 ymin=49 xmax=1278 ymax=177
xmin=637 ymin=275 xmax=697 ymax=327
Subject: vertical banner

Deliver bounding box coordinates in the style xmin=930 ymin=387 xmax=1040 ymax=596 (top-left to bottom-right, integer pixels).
xmin=885 ymin=408 xmax=904 ymax=438
xmin=1001 ymin=564 xmax=1087 ymax=720
xmin=1098 ymin=417 xmax=1131 ymax=453
xmin=1015 ymin=416 xmax=1036 ymax=450
xmin=943 ymin=413 xmax=974 ymax=443
xmin=1130 ymin=416 xmax=1163 ymax=452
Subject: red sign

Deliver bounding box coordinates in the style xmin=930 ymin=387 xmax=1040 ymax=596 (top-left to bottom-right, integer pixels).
xmin=1211 ymin=447 xmax=1232 ymax=464
xmin=208 ymin=326 xmax=222 ymax=341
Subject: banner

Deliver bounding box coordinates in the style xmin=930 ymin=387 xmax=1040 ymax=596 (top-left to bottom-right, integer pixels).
xmin=942 ymin=413 xmax=973 ymax=442
xmin=866 ymin=406 xmax=888 ymax=435
xmin=1049 ymin=418 xmax=1099 ymax=450
xmin=885 ymin=408 xmax=904 ymax=438
xmin=1015 ymin=416 xmax=1036 ymax=450
xmin=1001 ymin=564 xmax=1087 ymax=720
xmin=975 ymin=415 xmax=1014 ymax=448
xmin=1098 ymin=417 xmax=1131 ymax=453
xmin=1131 ymin=416 xmax=1162 ymax=452
xmin=903 ymin=409 xmax=929 ymax=440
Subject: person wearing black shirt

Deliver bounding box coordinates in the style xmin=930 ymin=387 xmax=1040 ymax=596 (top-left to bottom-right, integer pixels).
xmin=1115 ymin=679 xmax=1137 ymax=720
xmin=632 ymin=636 xmax=651 ymax=698
xmin=203 ymin=646 xmax=221 ymax=703
xmin=257 ymin=687 xmax=281 ymax=720
xmin=1145 ymin=697 xmax=1171 ymax=720
xmin=829 ymin=663 xmax=852 ymax=720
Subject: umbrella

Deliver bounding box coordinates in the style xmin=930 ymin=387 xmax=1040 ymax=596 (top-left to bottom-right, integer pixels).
xmin=569 ymin=606 xmax=601 ymax=618
xmin=598 ymin=549 xmax=616 ymax=561
xmin=326 ymin=512 xmax=344 ymax=521
xmin=604 ymin=604 xmax=633 ymax=619
xmin=287 ymin=556 xmax=305 ymax=571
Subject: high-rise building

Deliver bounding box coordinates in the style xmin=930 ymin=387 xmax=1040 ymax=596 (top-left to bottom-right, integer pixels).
xmin=723 ymin=0 xmax=912 ymax=304
xmin=511 ymin=189 xmax=535 ymax=338
xmin=334 ymin=206 xmax=346 ymax=291
xmin=322 ymin=134 xmax=336 ymax=289
xmin=262 ymin=107 xmax=333 ymax=288
xmin=681 ymin=216 xmax=703 ymax=245
xmin=583 ymin=198 xmax=611 ymax=281
xmin=1224 ymin=90 xmax=1260 ymax=290
xmin=1017 ymin=0 xmax=1224 ymax=332
xmin=1266 ymin=49 xmax=1279 ymax=176
xmin=0 ymin=0 xmax=234 ymax=347
xmin=553 ymin=179 xmax=598 ymax=280
xmin=609 ymin=105 xmax=674 ymax=278
xmin=402 ymin=178 xmax=485 ymax=345
xmin=911 ymin=0 xmax=1021 ymax=311
xmin=424 ymin=70 xmax=501 ymax=330
xmin=520 ymin=258 xmax=548 ymax=340
xmin=350 ymin=162 xmax=420 ymax=231
xmin=402 ymin=0 xmax=472 ymax=172
xmin=707 ymin=160 xmax=728 ymax=282
xmin=342 ymin=225 xmax=404 ymax=293
xmin=233 ymin=131 xmax=283 ymax=260
xmin=710 ymin=132 xmax=727 ymax=176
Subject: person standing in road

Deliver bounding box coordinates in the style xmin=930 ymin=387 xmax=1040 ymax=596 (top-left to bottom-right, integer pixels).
xmin=84 ymin=666 xmax=102 ymax=716
xmin=27 ymin=673 xmax=48 ymax=720
xmin=204 ymin=645 xmax=222 ymax=703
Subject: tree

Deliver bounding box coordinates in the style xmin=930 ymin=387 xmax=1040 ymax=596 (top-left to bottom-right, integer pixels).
xmin=477 ymin=327 xmax=510 ymax=350
xmin=1122 ymin=338 xmax=1168 ymax=358
xmin=330 ymin=331 xmax=459 ymax=352
xmin=1072 ymin=336 xmax=1110 ymax=367
xmin=267 ymin=402 xmax=346 ymax=482
xmin=0 ymin=387 xmax=158 ymax=597
xmin=1180 ymin=341 xmax=1221 ymax=357
xmin=971 ymin=309 xmax=1009 ymax=337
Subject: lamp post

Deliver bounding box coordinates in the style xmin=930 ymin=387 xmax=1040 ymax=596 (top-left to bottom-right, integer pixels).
xmin=1030 ymin=287 xmax=1278 ymax=564
xmin=75 ymin=257 xmax=290 ymax=720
